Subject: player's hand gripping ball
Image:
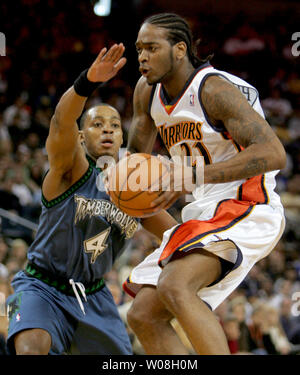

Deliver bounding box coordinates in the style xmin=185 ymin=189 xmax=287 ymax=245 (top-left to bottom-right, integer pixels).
xmin=107 ymin=153 xmax=170 ymax=218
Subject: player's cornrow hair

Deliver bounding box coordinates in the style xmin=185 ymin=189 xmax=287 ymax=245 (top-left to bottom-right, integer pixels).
xmin=144 ymin=13 xmax=210 ymax=68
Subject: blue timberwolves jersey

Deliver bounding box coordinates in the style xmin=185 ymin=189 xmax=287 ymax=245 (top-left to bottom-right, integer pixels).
xmin=27 ymin=157 xmax=139 ymax=284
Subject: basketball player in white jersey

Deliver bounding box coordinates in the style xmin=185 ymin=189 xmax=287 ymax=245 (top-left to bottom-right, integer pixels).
xmin=122 ymin=13 xmax=287 ymax=355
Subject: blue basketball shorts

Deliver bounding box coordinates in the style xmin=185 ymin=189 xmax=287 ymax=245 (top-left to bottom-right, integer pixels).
xmin=6 ymin=271 xmax=132 ymax=355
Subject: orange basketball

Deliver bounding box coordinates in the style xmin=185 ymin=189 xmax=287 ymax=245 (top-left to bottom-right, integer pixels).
xmin=108 ymin=153 xmax=169 ymax=218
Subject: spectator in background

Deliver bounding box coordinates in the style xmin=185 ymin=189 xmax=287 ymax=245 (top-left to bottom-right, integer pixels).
xmin=261 ymin=87 xmax=293 ymax=127
xmin=214 ymin=299 xmax=229 ymax=325
xmin=15 ymin=145 xmax=32 ymax=169
xmin=10 ymin=167 xmax=33 ymax=208
xmin=248 ymin=303 xmax=292 ymax=355
xmin=106 ymin=281 xmax=123 ymax=307
xmin=117 ymin=248 xmax=146 ymax=289
xmin=269 ymin=279 xmax=294 ymax=311
xmin=247 ymin=303 xmax=276 ymax=354
xmin=0 ymin=238 xmax=9 ymax=280
xmin=0 ymin=278 xmax=11 ymax=355
xmin=279 ymin=297 xmax=300 ymax=343
xmin=264 ymin=305 xmax=292 ymax=355
xmin=25 ymin=132 xmax=41 ymax=152
xmin=280 ymin=174 xmax=300 ymax=216
xmin=223 ymin=23 xmax=265 ymax=56
xmin=0 ymin=113 xmax=12 ymax=156
xmin=0 ymin=173 xmax=22 ymax=215
xmin=287 ymin=107 xmax=300 ymax=141
xmin=266 ymin=249 xmax=286 ymax=281
xmin=222 ymin=314 xmax=241 ymax=354
xmin=33 ymin=95 xmax=53 ymax=142
xmin=4 ymin=163 xmax=42 ymax=222
xmin=3 ymin=95 xmax=31 ymax=150
xmin=10 ymin=239 xmax=28 ymax=269
xmin=0 ymin=237 xmax=8 ymax=265
xmin=229 ymin=296 xmax=255 ymax=353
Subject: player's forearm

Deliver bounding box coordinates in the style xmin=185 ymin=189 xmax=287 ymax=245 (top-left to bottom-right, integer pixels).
xmin=141 ymin=210 xmax=178 ymax=240
xmin=52 ymin=87 xmax=87 ymax=130
xmin=204 ymin=141 xmax=286 ymax=184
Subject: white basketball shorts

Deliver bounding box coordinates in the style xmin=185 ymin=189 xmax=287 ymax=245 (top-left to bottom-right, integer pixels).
xmin=123 ymin=198 xmax=285 ymax=311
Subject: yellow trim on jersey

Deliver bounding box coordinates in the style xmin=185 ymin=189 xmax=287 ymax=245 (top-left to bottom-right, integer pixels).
xmin=178 ymin=205 xmax=255 ymax=252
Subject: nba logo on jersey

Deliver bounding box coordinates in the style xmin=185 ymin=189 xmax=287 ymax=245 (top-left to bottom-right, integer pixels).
xmin=16 ymin=313 xmax=21 ymax=322
xmin=189 ymin=94 xmax=195 ymax=106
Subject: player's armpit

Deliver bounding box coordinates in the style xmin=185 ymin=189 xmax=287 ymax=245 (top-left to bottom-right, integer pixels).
xmin=127 ymin=77 xmax=157 ymax=154
xmin=201 ymin=76 xmax=286 ymax=183
xmin=141 ymin=210 xmax=178 ymax=241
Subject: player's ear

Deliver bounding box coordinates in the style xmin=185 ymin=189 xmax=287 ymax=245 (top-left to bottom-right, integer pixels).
xmin=174 ymin=41 xmax=187 ymax=60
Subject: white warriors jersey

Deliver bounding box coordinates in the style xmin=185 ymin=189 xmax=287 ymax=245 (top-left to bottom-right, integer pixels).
xmin=149 ymin=63 xmax=283 ymax=221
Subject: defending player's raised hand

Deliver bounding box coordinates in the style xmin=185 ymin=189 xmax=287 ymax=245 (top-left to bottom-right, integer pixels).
xmin=87 ymin=43 xmax=127 ymax=83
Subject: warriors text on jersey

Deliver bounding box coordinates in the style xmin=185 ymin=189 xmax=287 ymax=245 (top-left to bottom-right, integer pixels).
xmin=149 ymin=62 xmax=282 ymax=219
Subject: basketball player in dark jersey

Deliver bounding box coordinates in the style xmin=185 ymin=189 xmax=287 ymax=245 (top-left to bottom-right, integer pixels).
xmin=6 ymin=44 xmax=177 ymax=355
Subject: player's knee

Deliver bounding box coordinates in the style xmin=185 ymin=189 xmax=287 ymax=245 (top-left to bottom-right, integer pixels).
xmin=127 ymin=292 xmax=171 ymax=333
xmin=15 ymin=342 xmax=48 ymax=355
xmin=14 ymin=329 xmax=51 ymax=355
xmin=157 ymin=273 xmax=187 ymax=310
xmin=127 ymin=300 xmax=152 ymax=332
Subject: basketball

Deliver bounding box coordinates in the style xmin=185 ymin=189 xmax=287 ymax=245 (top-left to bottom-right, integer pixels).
xmin=108 ymin=153 xmax=169 ymax=218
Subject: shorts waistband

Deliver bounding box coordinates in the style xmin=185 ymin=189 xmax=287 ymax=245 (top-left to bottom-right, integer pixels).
xmin=25 ymin=262 xmax=105 ymax=296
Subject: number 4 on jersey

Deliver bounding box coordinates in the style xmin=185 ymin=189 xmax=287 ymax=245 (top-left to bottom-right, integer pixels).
xmin=84 ymin=227 xmax=111 ymax=263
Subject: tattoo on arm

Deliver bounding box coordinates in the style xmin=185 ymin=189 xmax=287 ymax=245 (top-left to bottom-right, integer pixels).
xmin=201 ymin=76 xmax=285 ymax=184
xmin=201 ymin=76 xmax=276 ymax=148
xmin=242 ymin=157 xmax=268 ymax=177
xmin=207 ymin=155 xmax=269 ymax=184
xmin=210 ymin=170 xmax=226 ymax=183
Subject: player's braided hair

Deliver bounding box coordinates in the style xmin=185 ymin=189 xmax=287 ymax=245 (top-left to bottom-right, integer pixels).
xmin=143 ymin=13 xmax=210 ymax=68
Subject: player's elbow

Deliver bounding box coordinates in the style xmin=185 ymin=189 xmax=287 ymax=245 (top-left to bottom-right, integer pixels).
xmin=50 ymin=112 xmax=60 ymax=128
xmin=276 ymin=149 xmax=286 ymax=171
xmin=271 ymin=139 xmax=286 ymax=171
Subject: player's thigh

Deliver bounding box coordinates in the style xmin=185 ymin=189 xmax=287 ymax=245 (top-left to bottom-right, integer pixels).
xmin=14 ymin=328 xmax=51 ymax=355
xmin=158 ymin=249 xmax=222 ymax=294
xmin=6 ymin=287 xmax=72 ymax=354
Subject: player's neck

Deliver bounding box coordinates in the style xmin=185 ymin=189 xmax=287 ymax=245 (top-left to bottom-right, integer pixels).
xmin=162 ymin=61 xmax=194 ymax=101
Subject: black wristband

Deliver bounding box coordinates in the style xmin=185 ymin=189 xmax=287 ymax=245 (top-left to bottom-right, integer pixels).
xmin=73 ymin=69 xmax=100 ymax=97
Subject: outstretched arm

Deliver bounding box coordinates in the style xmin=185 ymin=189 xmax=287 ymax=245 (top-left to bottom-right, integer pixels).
xmin=46 ymin=44 xmax=126 ymax=174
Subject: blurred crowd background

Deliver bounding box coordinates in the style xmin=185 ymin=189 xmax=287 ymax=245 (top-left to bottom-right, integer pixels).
xmin=0 ymin=0 xmax=300 ymax=355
